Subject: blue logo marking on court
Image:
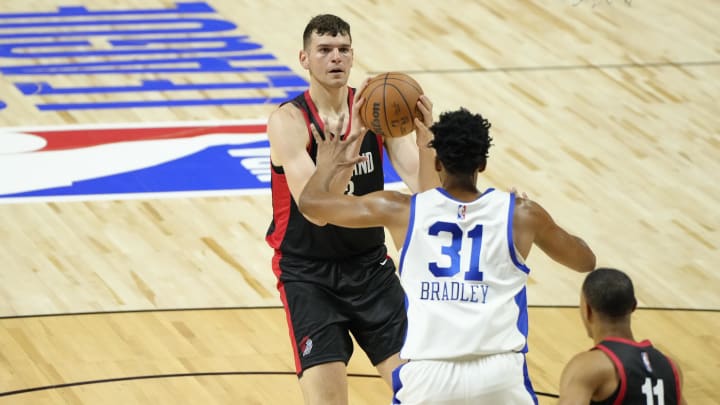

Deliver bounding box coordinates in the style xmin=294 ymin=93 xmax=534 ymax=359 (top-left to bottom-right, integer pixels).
xmin=0 ymin=2 xmax=308 ymax=111
xmin=0 ymin=123 xmax=403 ymax=202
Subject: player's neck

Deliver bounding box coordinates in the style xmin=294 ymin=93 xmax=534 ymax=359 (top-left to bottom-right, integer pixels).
xmin=442 ymin=177 xmax=481 ymax=202
xmin=593 ymin=323 xmax=635 ymax=345
xmin=309 ymin=83 xmax=348 ymax=115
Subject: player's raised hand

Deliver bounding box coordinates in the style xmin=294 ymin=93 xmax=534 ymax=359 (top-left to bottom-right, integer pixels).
xmin=311 ymin=119 xmax=367 ymax=171
xmin=414 ymin=95 xmax=434 ymax=148
xmin=350 ymin=78 xmax=370 ymax=138
xmin=413 ymin=118 xmax=434 ymax=149
xmin=509 ymin=187 xmax=529 ymax=200
xmin=416 ymin=94 xmax=433 ymax=127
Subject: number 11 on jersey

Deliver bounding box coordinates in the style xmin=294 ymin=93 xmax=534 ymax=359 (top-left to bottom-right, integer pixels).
xmin=641 ymin=378 xmax=665 ymax=405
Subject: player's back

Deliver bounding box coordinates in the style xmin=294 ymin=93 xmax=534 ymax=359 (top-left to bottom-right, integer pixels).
xmin=592 ymin=338 xmax=681 ymax=405
xmin=398 ymin=188 xmax=530 ymax=360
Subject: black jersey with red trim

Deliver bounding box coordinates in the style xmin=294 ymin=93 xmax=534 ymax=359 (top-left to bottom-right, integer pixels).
xmin=591 ymin=337 xmax=681 ymax=405
xmin=266 ymin=88 xmax=386 ymax=259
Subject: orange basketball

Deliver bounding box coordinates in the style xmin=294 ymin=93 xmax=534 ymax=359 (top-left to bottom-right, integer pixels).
xmin=358 ymin=72 xmax=424 ymax=138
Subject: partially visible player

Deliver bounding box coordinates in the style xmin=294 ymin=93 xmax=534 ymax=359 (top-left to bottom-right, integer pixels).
xmin=558 ymin=268 xmax=686 ymax=405
xmin=298 ymin=107 xmax=596 ymax=404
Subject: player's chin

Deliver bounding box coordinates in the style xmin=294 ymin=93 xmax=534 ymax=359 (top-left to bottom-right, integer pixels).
xmin=324 ymin=77 xmax=348 ymax=87
xmin=325 ymin=71 xmax=348 ymax=83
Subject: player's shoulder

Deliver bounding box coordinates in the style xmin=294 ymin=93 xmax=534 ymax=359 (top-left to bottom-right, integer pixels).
xmin=566 ymin=348 xmax=617 ymax=380
xmin=513 ymin=193 xmax=539 ymax=211
xmin=512 ymin=194 xmax=548 ymax=223
xmin=269 ymin=102 xmax=303 ymax=124
xmin=267 ymin=102 xmax=308 ymax=137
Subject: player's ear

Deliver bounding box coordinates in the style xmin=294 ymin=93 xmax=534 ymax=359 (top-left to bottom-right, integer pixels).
xmin=299 ymin=50 xmax=309 ymax=70
xmin=580 ymin=297 xmax=592 ymax=322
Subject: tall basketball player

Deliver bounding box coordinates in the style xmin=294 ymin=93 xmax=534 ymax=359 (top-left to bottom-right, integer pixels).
xmin=298 ymin=107 xmax=597 ymax=404
xmin=264 ymin=14 xmax=437 ymax=405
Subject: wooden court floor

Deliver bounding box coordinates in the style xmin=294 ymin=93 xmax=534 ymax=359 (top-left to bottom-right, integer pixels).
xmin=1 ymin=0 xmax=719 ymax=403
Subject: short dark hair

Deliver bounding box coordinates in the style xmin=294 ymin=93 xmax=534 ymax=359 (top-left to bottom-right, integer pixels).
xmin=429 ymin=108 xmax=493 ymax=175
xmin=303 ymin=14 xmax=351 ymax=49
xmin=582 ymin=268 xmax=637 ymax=318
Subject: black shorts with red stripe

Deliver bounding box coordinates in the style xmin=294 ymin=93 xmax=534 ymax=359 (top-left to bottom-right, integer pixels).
xmin=272 ymin=245 xmax=407 ymax=376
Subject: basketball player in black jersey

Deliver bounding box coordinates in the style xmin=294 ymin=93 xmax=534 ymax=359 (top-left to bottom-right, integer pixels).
xmin=265 ymin=14 xmax=436 ymax=405
xmin=558 ymin=268 xmax=686 ymax=405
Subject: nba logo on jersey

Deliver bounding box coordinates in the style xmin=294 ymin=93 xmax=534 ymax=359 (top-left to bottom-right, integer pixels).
xmin=641 ymin=351 xmax=653 ymax=372
xmin=457 ymin=204 xmax=467 ymax=219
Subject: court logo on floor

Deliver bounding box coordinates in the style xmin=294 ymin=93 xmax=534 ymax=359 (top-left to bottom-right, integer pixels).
xmin=0 ymin=120 xmax=402 ymax=203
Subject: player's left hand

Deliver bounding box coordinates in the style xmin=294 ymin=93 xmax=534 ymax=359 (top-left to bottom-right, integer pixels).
xmin=311 ymin=117 xmax=367 ymax=172
xmin=414 ymin=95 xmax=434 ymax=148
xmin=350 ymin=78 xmax=370 ymax=139
xmin=509 ymin=187 xmax=530 ymax=200
xmin=416 ymin=94 xmax=433 ymax=127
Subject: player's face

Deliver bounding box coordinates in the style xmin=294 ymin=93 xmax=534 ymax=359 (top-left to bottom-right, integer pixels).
xmin=301 ymin=33 xmax=353 ymax=87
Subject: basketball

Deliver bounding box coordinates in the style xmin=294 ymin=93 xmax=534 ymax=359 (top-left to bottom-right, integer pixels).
xmin=358 ymin=72 xmax=424 ymax=138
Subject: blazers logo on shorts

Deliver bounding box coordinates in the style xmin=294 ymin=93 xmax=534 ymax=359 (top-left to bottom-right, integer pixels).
xmin=300 ymin=336 xmax=313 ymax=357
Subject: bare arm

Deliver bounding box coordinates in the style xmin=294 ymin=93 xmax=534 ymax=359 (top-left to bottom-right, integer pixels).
xmin=559 ymin=351 xmax=617 ymax=405
xmin=384 ymin=95 xmax=440 ymax=193
xmin=513 ymin=197 xmax=595 ymax=272
xmin=267 ymin=105 xmax=327 ymax=226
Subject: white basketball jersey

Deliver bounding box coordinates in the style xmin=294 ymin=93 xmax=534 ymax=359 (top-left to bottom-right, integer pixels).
xmin=398 ymin=188 xmax=530 ymax=360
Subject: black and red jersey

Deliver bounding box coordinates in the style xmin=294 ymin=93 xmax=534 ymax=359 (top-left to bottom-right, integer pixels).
xmin=591 ymin=337 xmax=681 ymax=405
xmin=266 ymin=88 xmax=386 ymax=260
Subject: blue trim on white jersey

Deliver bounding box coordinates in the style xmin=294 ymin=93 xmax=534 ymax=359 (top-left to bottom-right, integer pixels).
xmin=391 ymin=363 xmax=407 ymax=404
xmin=401 ymin=293 xmax=409 ymax=349
xmin=522 ymin=355 xmax=539 ymax=405
xmin=435 ymin=186 xmax=495 ymax=203
xmin=398 ymin=194 xmax=417 ymax=277
xmin=398 ymin=194 xmax=416 ymax=351
xmin=514 ymin=286 xmax=529 ymax=353
xmin=507 ymin=193 xmax=531 ymax=274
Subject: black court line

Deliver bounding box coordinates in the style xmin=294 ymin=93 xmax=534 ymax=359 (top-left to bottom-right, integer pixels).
xmin=0 ymin=371 xmax=559 ymax=399
xmin=1 ymin=304 xmax=717 ymax=320
xmin=369 ymin=59 xmax=720 ymax=75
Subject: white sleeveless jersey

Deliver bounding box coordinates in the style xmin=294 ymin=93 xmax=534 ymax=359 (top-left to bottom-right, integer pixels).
xmin=398 ymin=188 xmax=530 ymax=360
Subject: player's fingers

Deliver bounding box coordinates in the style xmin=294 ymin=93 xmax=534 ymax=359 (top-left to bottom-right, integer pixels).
xmin=417 ymin=95 xmax=433 ymax=126
xmin=419 ymin=94 xmax=433 ymax=109
xmin=414 ymin=117 xmax=428 ymax=131
xmin=355 ymin=78 xmax=370 ymax=102
xmin=339 ymin=155 xmax=368 ymax=167
xmin=353 ymin=96 xmax=365 ymax=112
xmin=321 ymin=116 xmax=334 ymax=140
xmin=336 ymin=113 xmax=346 ymax=138
xmin=311 ymin=123 xmax=324 ymax=143
xmin=344 ymin=131 xmax=360 ymax=144
xmin=416 ymin=103 xmax=430 ymax=124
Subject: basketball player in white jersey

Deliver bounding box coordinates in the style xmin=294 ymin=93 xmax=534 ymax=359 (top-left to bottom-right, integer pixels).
xmin=298 ymin=107 xmax=596 ymax=404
